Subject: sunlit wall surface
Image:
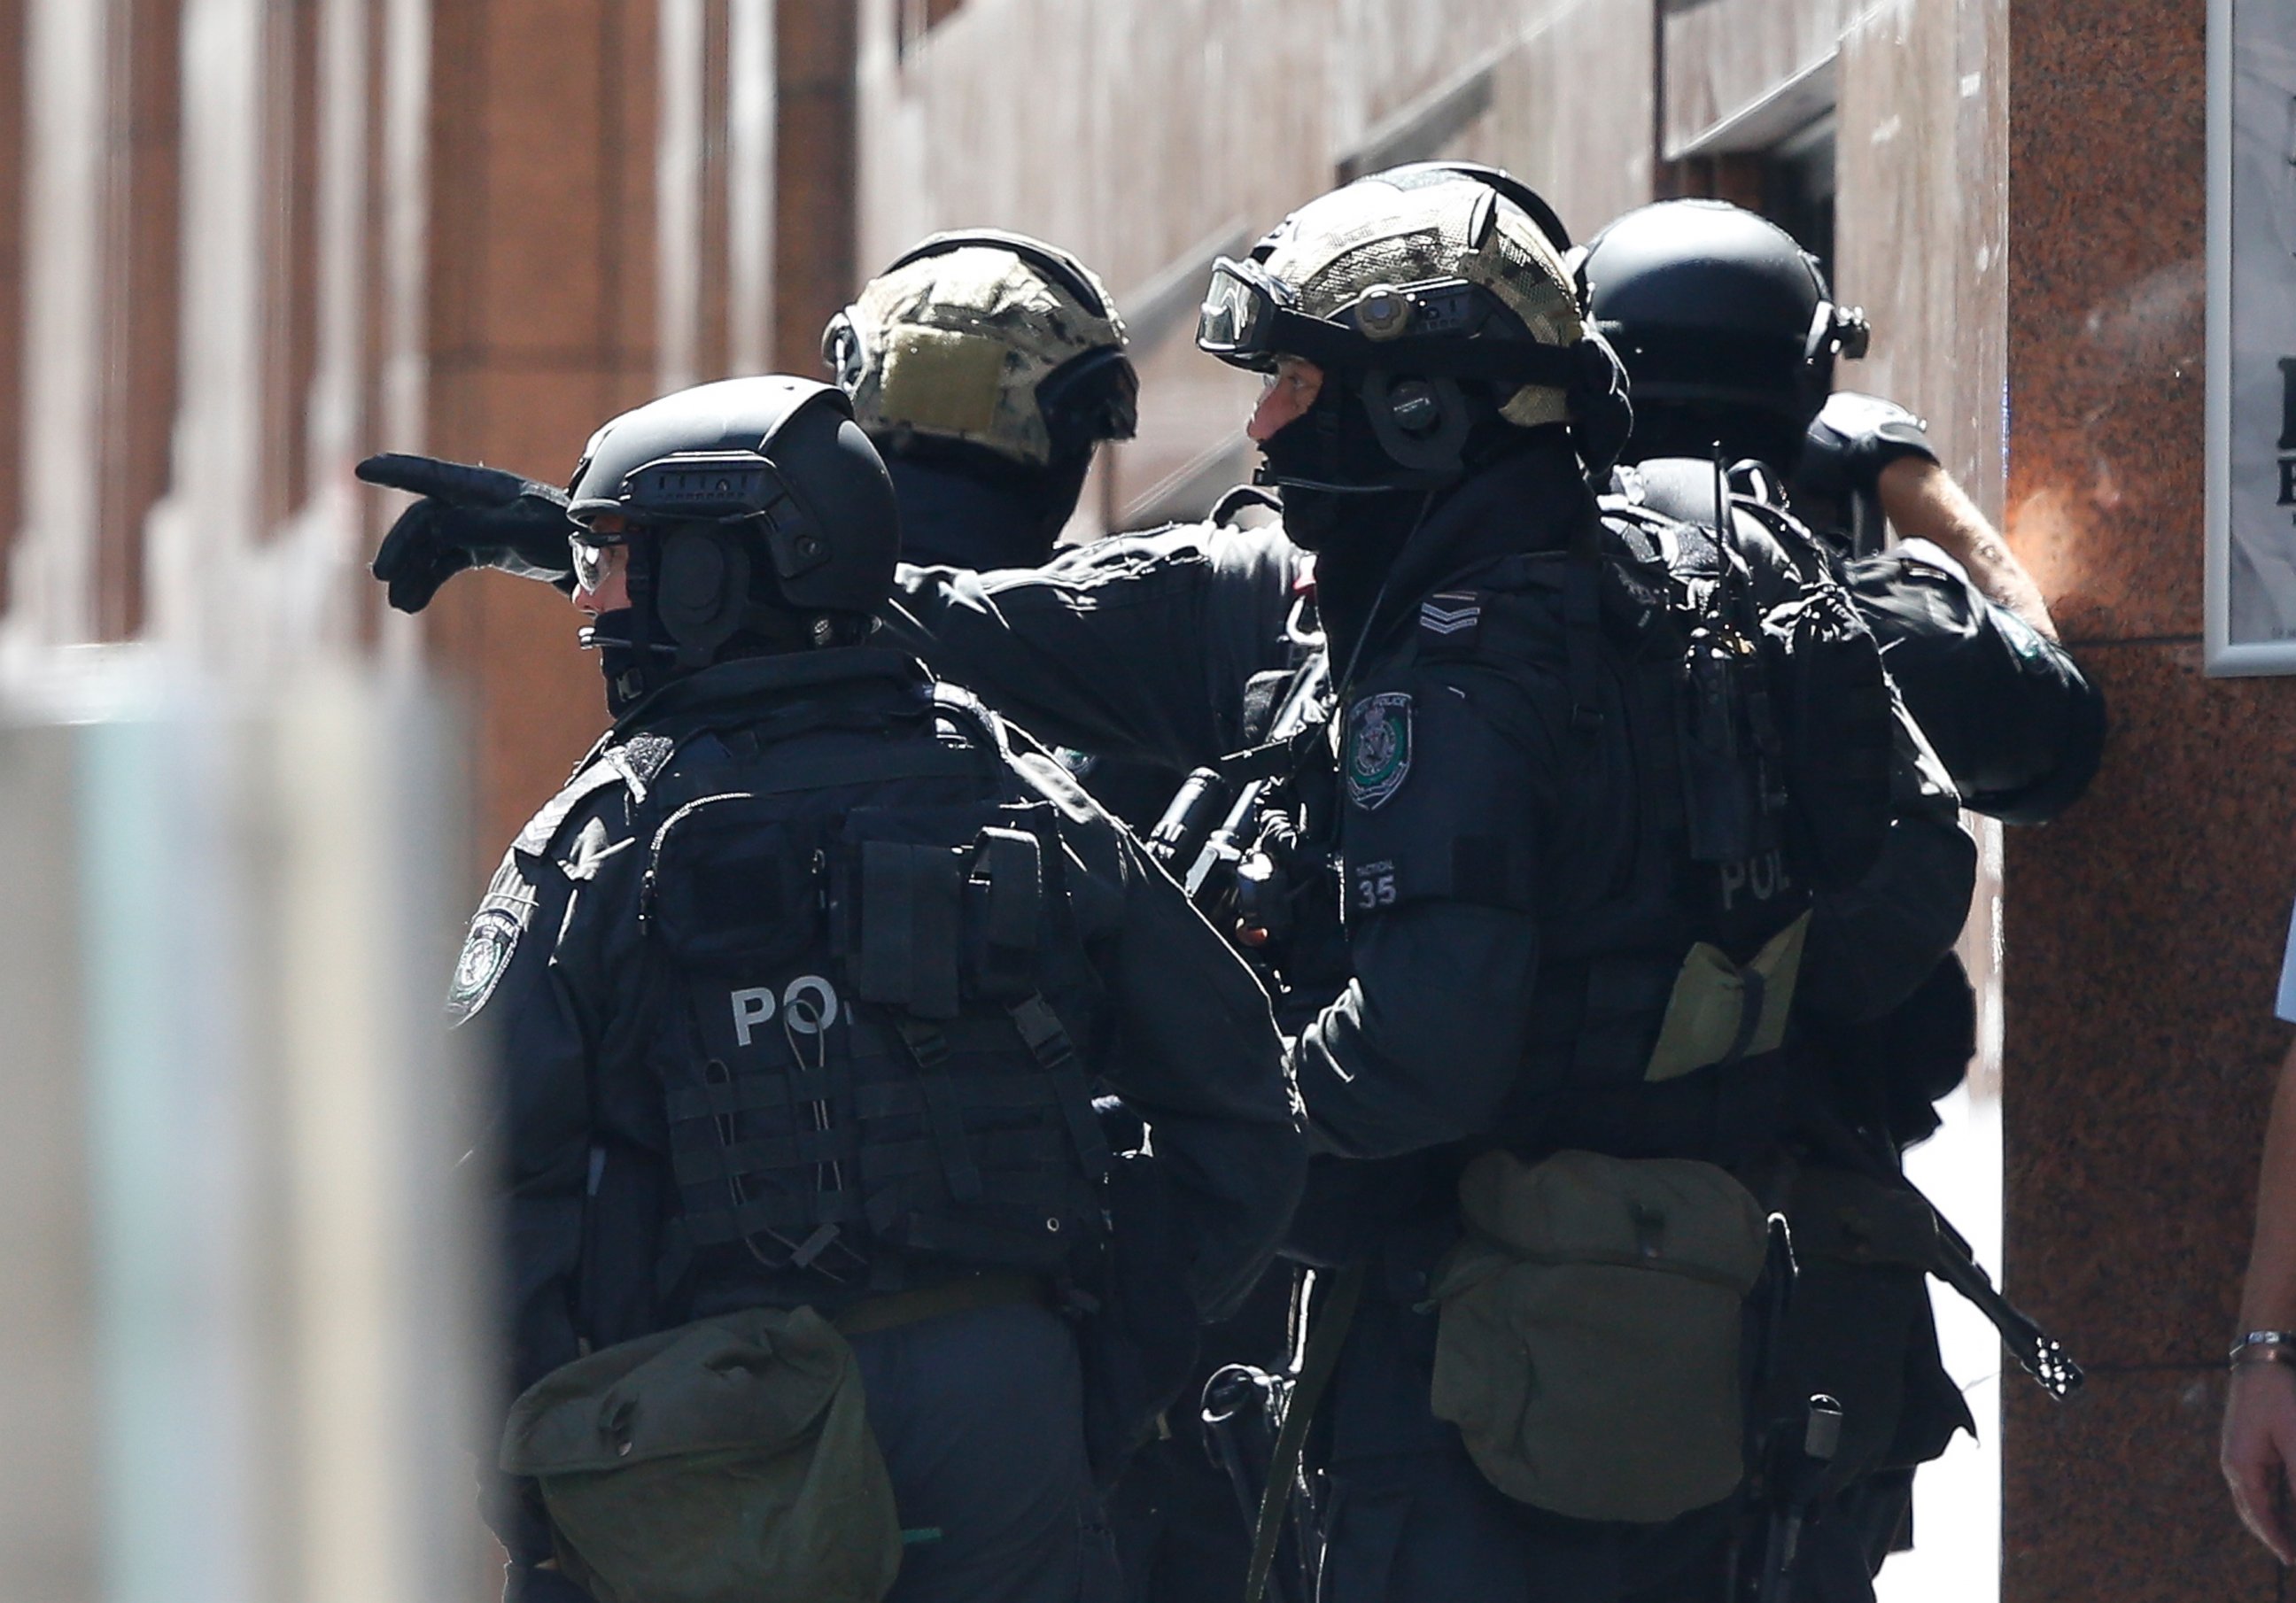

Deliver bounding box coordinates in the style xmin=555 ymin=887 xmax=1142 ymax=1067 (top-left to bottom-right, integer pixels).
xmin=0 ymin=655 xmax=493 ymax=1603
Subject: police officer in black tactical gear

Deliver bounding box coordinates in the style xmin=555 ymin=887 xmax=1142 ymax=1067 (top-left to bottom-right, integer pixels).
xmin=824 ymin=229 xmax=1305 ymax=1603
xmin=428 ymin=375 xmax=1302 ymax=1603
xmin=1179 ymin=166 xmax=1974 ymax=1603
xmin=1582 ymin=197 xmax=2106 ymax=1595
xmin=1583 ymin=197 xmax=2104 ymax=825
xmin=350 ymin=178 xmax=2001 ymax=1603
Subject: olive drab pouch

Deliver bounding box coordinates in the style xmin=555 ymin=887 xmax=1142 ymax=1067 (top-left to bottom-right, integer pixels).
xmin=1426 ymin=1150 xmax=1770 ymax=1524
xmin=1642 ymin=910 xmax=1810 ymax=1082
xmin=500 ymin=1306 xmax=902 ymax=1603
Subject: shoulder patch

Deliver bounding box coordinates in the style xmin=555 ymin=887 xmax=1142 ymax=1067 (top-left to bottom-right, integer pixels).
xmin=512 ymin=757 xmax=630 ymax=858
xmin=1344 ymin=692 xmax=1414 ymax=811
xmin=446 ymin=854 xmax=540 ymax=1024
xmin=608 ymin=732 xmax=677 ymax=799
xmin=1419 ymin=591 xmax=1483 ymax=639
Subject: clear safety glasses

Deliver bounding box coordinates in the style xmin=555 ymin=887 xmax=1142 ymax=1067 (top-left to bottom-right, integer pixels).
xmin=569 ymin=530 xmax=630 ymax=594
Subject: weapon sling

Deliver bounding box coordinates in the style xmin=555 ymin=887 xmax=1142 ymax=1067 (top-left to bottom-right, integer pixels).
xmin=1244 ymin=1261 xmax=1366 ymax=1603
xmin=1800 ymin=1113 xmax=2083 ymax=1399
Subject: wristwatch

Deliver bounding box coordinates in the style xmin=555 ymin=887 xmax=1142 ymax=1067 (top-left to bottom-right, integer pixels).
xmin=2229 ymin=1330 xmax=2296 ymax=1367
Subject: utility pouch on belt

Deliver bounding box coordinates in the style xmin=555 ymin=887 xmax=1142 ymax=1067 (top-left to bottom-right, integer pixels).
xmin=1427 ymin=1150 xmax=1769 ymax=1524
xmin=1643 ymin=911 xmax=1809 ymax=1083
xmin=500 ymin=1307 xmax=901 ymax=1603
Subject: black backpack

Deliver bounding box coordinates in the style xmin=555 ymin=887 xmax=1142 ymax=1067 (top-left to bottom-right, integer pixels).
xmin=1603 ymin=464 xmax=1895 ymax=895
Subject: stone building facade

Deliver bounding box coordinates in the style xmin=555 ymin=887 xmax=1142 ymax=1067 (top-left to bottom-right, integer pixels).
xmin=0 ymin=1 xmax=2277 ymax=1597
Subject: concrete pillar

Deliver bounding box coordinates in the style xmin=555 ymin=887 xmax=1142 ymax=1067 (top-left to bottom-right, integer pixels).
xmin=0 ymin=663 xmax=488 ymax=1603
xmin=772 ymin=0 xmax=854 ymax=374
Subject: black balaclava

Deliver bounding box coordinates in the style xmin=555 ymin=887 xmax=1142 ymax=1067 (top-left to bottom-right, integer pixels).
xmin=1265 ymin=376 xmax=1580 ymax=668
xmin=880 ymin=439 xmax=1092 ymax=570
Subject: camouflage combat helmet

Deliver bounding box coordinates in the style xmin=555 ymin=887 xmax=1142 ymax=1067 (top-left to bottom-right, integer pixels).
xmin=1198 ymin=166 xmax=1630 ymax=482
xmin=823 ymin=230 xmax=1138 ymax=469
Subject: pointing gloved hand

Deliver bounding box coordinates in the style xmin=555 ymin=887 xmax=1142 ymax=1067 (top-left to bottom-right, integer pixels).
xmin=1795 ymin=391 xmax=1940 ymax=503
xmin=358 ymin=452 xmax=578 ymax=613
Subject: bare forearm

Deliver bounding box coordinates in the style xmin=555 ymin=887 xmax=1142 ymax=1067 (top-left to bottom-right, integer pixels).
xmin=1877 ymin=456 xmax=2060 ymax=641
xmin=2241 ymin=1035 xmax=2296 ymax=1331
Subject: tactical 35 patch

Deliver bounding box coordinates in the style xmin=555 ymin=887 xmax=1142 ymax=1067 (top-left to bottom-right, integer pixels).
xmin=1345 ymin=692 xmax=1414 ymax=810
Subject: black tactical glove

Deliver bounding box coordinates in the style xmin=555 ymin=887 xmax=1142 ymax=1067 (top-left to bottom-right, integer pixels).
xmin=1795 ymin=391 xmax=1940 ymax=503
xmin=357 ymin=452 xmax=578 ymax=613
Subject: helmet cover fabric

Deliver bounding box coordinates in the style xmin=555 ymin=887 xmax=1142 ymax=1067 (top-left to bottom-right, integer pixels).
xmin=1253 ymin=173 xmax=1586 ymax=429
xmin=839 ymin=238 xmax=1128 ymax=467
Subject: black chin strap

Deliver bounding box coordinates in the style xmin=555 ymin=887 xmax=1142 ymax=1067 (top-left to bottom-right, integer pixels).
xmin=580 ymin=613 xmax=683 ymax=715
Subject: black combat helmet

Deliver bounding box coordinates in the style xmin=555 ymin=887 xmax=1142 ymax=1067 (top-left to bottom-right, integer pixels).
xmin=568 ymin=376 xmax=899 ymax=671
xmin=1581 ymin=199 xmax=1870 ymax=464
xmin=564 ymin=377 xmax=899 ymax=713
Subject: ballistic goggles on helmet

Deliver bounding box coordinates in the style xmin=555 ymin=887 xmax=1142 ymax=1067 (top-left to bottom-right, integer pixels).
xmin=1196 ymin=255 xmax=1593 ymax=388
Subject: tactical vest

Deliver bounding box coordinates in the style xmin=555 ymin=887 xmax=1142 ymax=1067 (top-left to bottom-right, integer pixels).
xmin=637 ymin=691 xmax=1113 ymax=1301
xmin=1363 ymin=500 xmax=1890 ymax=1162
xmin=1610 ymin=459 xmax=1896 ymax=894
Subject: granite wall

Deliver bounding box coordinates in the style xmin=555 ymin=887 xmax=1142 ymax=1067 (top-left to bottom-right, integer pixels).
xmin=2001 ymin=0 xmax=2295 ymax=1593
xmin=854 ymin=0 xmax=1653 ymax=531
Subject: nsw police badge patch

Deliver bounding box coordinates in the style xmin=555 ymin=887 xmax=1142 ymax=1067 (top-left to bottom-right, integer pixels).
xmin=446 ymin=908 xmax=521 ymax=1025
xmin=446 ymin=855 xmax=539 ymax=1026
xmin=1345 ymin=692 xmax=1414 ymax=810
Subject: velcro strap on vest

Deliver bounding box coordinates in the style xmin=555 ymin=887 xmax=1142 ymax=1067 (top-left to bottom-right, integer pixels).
xmin=1011 ymin=995 xmax=1113 ymax=1181
xmin=973 ymin=826 xmax=1042 ymax=999
xmin=895 ymin=1018 xmax=988 ymax=1204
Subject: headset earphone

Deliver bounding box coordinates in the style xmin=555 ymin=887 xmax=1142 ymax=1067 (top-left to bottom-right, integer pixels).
xmin=1302 ymin=163 xmax=1626 ymax=480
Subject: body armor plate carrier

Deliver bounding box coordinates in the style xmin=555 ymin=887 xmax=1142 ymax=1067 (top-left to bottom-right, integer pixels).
xmin=639 ymin=702 xmax=1112 ymax=1296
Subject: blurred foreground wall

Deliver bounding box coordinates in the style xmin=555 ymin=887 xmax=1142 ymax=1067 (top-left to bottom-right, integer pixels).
xmin=0 ymin=661 xmax=491 ymax=1603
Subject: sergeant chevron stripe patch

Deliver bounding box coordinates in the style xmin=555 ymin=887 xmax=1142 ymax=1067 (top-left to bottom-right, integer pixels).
xmin=1419 ymin=592 xmax=1482 ymax=635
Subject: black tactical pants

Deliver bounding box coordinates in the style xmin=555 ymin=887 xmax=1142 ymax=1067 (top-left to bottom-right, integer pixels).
xmin=851 ymin=1301 xmax=1123 ymax=1603
xmin=1318 ymin=1291 xmax=1735 ymax=1603
xmin=1105 ymin=1269 xmax=1294 ymax=1601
